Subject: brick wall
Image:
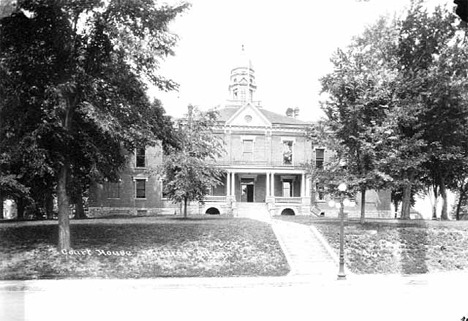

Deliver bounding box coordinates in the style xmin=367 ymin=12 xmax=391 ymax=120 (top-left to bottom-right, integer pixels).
xmin=88 ymin=145 xmax=165 ymax=216
xmin=223 ymin=131 xmax=311 ymax=165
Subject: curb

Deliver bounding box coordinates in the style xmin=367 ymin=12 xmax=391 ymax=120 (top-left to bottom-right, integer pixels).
xmin=0 ymin=275 xmax=333 ymax=292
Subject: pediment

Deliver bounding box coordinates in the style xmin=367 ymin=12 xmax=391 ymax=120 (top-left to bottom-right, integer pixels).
xmin=226 ymin=103 xmax=271 ymax=127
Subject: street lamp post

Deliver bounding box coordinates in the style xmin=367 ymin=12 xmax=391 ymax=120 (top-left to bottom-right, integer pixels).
xmin=337 ymin=183 xmax=347 ymax=280
xmin=328 ymin=183 xmax=352 ymax=280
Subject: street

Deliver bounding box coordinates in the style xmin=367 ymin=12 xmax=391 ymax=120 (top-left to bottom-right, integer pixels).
xmin=1 ymin=273 xmax=467 ymax=321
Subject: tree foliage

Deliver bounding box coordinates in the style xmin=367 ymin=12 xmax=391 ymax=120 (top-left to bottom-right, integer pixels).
xmin=320 ymin=1 xmax=468 ymax=220
xmin=0 ymin=0 xmax=188 ymax=248
xmin=161 ymin=106 xmax=225 ymax=218
xmin=320 ymin=16 xmax=398 ymax=223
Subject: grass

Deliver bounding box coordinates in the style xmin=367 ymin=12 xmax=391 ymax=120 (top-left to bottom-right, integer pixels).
xmin=0 ymin=215 xmax=289 ymax=280
xmin=276 ymin=216 xmax=468 ymax=275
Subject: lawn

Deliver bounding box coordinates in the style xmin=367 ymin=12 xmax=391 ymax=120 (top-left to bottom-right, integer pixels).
xmin=276 ymin=216 xmax=468 ymax=275
xmin=0 ymin=215 xmax=289 ymax=279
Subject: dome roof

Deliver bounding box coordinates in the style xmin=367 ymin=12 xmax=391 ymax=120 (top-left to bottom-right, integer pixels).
xmin=231 ymin=45 xmax=254 ymax=72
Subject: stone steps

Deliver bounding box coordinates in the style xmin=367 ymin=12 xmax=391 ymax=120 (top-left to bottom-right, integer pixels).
xmin=271 ymin=220 xmax=338 ymax=277
xmin=236 ymin=203 xmax=271 ymax=222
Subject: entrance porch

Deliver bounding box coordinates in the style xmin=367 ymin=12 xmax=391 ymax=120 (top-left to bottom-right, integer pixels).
xmin=204 ymin=170 xmax=311 ymax=216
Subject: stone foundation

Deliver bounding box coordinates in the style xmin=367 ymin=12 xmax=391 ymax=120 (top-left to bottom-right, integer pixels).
xmin=88 ymin=207 xmax=162 ymax=218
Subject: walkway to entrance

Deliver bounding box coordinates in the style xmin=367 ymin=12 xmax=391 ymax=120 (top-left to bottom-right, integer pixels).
xmin=271 ymin=220 xmax=340 ymax=278
xmin=236 ymin=204 xmax=344 ymax=278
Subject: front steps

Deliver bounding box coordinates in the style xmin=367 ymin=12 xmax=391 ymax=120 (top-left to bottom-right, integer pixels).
xmin=235 ymin=203 xmax=341 ymax=277
xmin=235 ymin=202 xmax=271 ymax=222
xmin=272 ymin=220 xmax=339 ymax=277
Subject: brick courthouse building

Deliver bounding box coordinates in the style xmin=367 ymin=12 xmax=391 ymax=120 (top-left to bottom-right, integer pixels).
xmin=88 ymin=50 xmax=391 ymax=219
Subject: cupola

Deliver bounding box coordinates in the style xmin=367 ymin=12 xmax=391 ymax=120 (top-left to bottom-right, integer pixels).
xmin=228 ymin=45 xmax=257 ymax=103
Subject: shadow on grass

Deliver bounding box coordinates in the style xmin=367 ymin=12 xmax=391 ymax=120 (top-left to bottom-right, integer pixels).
xmin=348 ymin=219 xmax=429 ymax=274
xmin=397 ymin=220 xmax=429 ymax=274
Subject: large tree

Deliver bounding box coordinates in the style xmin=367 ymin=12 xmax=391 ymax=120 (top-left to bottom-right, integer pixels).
xmin=392 ymin=1 xmax=468 ymax=219
xmin=321 ymin=1 xmax=468 ymax=220
xmin=0 ymin=0 xmax=188 ymax=249
xmin=320 ymin=16 xmax=398 ymax=223
xmin=161 ymin=106 xmax=225 ymax=218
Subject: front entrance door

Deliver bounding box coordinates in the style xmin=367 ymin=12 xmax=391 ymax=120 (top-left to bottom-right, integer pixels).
xmin=241 ymin=184 xmax=254 ymax=202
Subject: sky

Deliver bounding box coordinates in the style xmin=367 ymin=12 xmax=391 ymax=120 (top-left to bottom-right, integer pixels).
xmin=149 ymin=0 xmax=451 ymax=121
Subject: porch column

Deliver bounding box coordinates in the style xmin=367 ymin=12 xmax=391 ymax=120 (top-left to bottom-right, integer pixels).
xmin=270 ymin=172 xmax=275 ymax=197
xmin=306 ymin=174 xmax=311 ymax=197
xmin=266 ymin=171 xmax=270 ymax=197
xmin=231 ymin=172 xmax=235 ymax=197
xmin=301 ymin=173 xmax=306 ymax=197
xmin=226 ymin=171 xmax=231 ymax=196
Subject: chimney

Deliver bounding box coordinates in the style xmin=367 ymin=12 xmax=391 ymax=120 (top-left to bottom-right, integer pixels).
xmin=187 ymin=104 xmax=194 ymax=115
xmin=294 ymin=107 xmax=299 ymax=118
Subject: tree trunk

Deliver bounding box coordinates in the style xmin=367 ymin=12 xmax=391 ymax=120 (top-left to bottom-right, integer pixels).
xmin=394 ymin=200 xmax=399 ymax=219
xmin=74 ymin=187 xmax=86 ymax=219
xmin=16 ymin=197 xmax=25 ymax=220
xmin=310 ymin=181 xmax=316 ymax=206
xmin=401 ymin=183 xmax=412 ymax=220
xmin=0 ymin=191 xmax=3 ymax=219
xmin=440 ymin=177 xmax=448 ymax=220
xmin=183 ymin=198 xmax=188 ymax=218
xmin=56 ymin=91 xmax=77 ymax=250
xmin=46 ymin=193 xmax=54 ymax=219
xmin=431 ymin=185 xmax=438 ymax=220
xmin=57 ymin=164 xmax=71 ymax=251
xmin=360 ymin=187 xmax=366 ymax=224
xmin=455 ymin=188 xmax=465 ymax=221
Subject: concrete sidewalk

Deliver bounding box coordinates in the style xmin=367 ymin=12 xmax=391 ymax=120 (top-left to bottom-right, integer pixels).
xmin=1 ymin=272 xmax=467 ymax=321
xmin=1 ymin=270 xmax=466 ymax=291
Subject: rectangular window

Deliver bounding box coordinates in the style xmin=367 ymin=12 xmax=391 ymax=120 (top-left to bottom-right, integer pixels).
xmin=242 ymin=139 xmax=254 ymax=161
xmin=315 ymin=148 xmax=325 ymax=169
xmin=135 ymin=179 xmax=146 ymax=199
xmin=316 ymin=183 xmax=325 ymax=201
xmin=161 ymin=179 xmax=169 ymax=199
xmin=136 ymin=148 xmax=146 ymax=168
xmin=282 ymin=181 xmax=292 ymax=197
xmin=106 ymin=182 xmax=121 ymax=199
xmin=240 ymin=88 xmax=246 ymax=102
xmin=283 ymin=141 xmax=293 ymax=165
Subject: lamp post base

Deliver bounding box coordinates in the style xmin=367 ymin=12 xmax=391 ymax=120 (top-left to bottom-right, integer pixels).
xmin=337 ymin=273 xmax=347 ymax=280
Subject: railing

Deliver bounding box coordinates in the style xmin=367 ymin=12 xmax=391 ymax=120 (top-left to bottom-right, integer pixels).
xmin=214 ymin=160 xmax=308 ymax=167
xmin=275 ymin=197 xmax=302 ymax=204
xmin=202 ymin=195 xmax=304 ymax=204
xmin=204 ymin=196 xmax=227 ymax=202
